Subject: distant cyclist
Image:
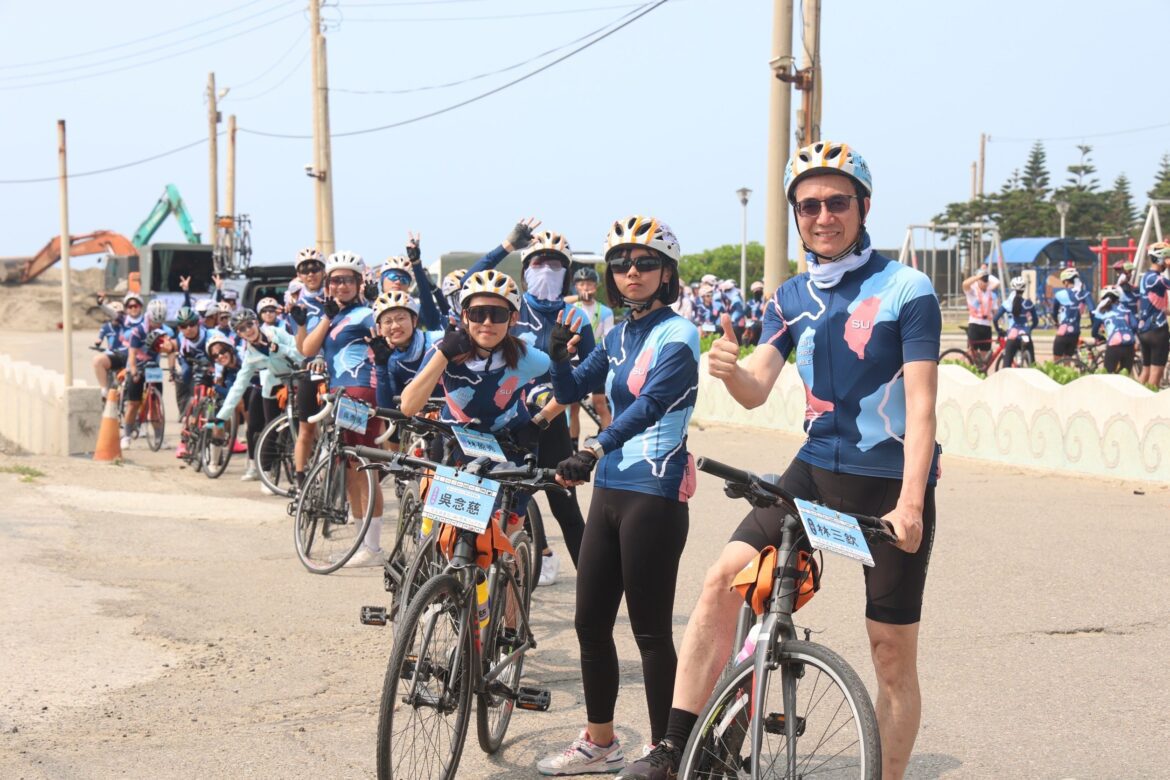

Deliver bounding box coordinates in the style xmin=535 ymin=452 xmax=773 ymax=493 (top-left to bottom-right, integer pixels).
xmin=994 ymin=276 xmax=1038 ymax=367
xmin=121 ymin=299 xmax=173 ymax=450
xmin=91 ymin=292 xmax=143 ymax=393
xmin=289 ymin=247 xmax=328 ymax=490
xmin=961 ymin=265 xmax=1000 ymax=361
xmin=1092 ymin=285 xmax=1138 ymax=375
xmin=537 ymin=216 xmax=698 ymax=776
xmin=621 ymin=141 xmax=940 ymax=780
xmin=438 ymin=269 xmax=466 ymax=328
xmin=1051 ymin=267 xmax=1092 ymax=359
xmin=564 ymin=265 xmax=614 ymax=443
xmin=744 ymin=279 xmax=766 ymax=345
xmin=95 ymin=300 xmax=124 ymax=351
xmin=1113 ymin=260 xmax=1140 ymax=318
xmin=1136 ymin=242 xmax=1169 ymax=387
xmin=171 ymin=305 xmax=205 ymax=418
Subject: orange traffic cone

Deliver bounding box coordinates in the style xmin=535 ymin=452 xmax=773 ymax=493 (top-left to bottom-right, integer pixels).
xmin=93 ymin=387 xmax=123 ymax=461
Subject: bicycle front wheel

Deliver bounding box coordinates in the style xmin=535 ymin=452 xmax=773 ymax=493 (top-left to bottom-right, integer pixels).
xmin=256 ymin=416 xmax=297 ymax=497
xmin=377 ymin=573 xmax=473 ymax=780
xmin=201 ymin=413 xmax=237 ymax=479
xmin=143 ymin=384 xmax=165 ymax=451
xmin=294 ymin=452 xmax=375 ymax=574
xmin=680 ymin=640 xmax=881 ymax=780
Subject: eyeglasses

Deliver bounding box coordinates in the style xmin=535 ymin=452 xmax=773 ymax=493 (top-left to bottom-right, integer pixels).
xmin=465 ymin=305 xmax=511 ymax=324
xmin=608 ymin=252 xmax=664 ymax=275
xmin=384 ymin=271 xmax=411 ymax=284
xmin=794 ymin=195 xmax=858 ymax=218
xmin=235 ymin=320 xmax=258 ymax=333
xmin=299 ymin=263 xmax=324 ymax=274
xmin=210 ymin=349 xmax=232 ymax=361
xmin=327 ymin=275 xmax=359 ymax=287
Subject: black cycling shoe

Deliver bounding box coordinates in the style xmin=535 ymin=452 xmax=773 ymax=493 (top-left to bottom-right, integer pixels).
xmin=616 ymin=738 xmax=682 ymax=780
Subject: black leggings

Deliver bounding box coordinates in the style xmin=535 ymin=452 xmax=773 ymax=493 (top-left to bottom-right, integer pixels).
xmin=245 ymin=388 xmax=281 ymax=461
xmin=1001 ymin=335 xmax=1034 ymax=367
xmin=575 ymin=487 xmax=689 ymax=743
xmin=1104 ymin=344 xmax=1135 ymax=374
xmin=536 ymin=413 xmax=586 ymax=564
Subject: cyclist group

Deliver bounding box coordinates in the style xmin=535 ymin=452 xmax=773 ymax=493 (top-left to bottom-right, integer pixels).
xmin=91 ymin=141 xmax=960 ymax=780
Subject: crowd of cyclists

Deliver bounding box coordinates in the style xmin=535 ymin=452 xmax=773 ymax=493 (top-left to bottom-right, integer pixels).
xmin=81 ymin=139 xmax=1167 ymax=780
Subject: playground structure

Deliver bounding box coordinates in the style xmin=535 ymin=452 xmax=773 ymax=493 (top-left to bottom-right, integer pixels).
xmin=1131 ymin=199 xmax=1168 ymax=275
xmin=897 ymin=222 xmax=1006 ymax=309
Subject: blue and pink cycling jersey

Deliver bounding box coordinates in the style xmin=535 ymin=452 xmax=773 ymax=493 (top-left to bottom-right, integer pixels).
xmin=299 ymin=288 xmax=327 ymax=334
xmin=551 ymin=306 xmax=699 ymax=502
xmin=995 ymin=294 xmax=1039 ymax=339
xmin=374 ymin=329 xmax=441 ymax=407
xmin=322 ymin=302 xmax=375 ymax=388
xmin=759 ymin=251 xmax=942 ymax=484
xmin=1052 ymin=287 xmax=1093 ymax=336
xmin=419 ymin=344 xmax=551 ymax=434
xmin=1092 ymin=307 xmax=1137 ymax=346
xmin=1138 ymin=270 xmax=1168 ymax=332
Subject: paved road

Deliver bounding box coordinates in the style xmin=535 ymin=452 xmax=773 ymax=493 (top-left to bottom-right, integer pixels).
xmin=1 ymin=415 xmax=1166 ymax=778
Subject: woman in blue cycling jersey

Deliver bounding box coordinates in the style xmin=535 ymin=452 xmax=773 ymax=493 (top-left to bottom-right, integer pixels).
xmin=995 ymin=275 xmax=1039 ymax=368
xmin=299 ymin=250 xmax=386 ymax=568
xmin=536 ymin=215 xmax=699 ymax=776
xmin=1092 ymin=285 xmax=1138 ymax=375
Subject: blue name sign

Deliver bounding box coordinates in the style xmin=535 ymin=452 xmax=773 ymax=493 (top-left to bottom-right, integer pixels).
xmin=793 ymin=498 xmax=875 ymax=567
xmin=423 ymin=465 xmax=501 ymax=534
xmin=336 ymin=396 xmax=371 ymax=434
xmin=144 ymin=366 xmax=164 ymax=384
xmin=452 ymin=426 xmax=507 ymax=462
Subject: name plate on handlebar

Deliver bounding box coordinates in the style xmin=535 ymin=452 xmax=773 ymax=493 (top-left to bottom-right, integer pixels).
xmin=451 ymin=426 xmax=506 ymax=463
xmin=144 ymin=367 xmax=164 ymax=384
xmin=422 ymin=465 xmax=500 ymax=534
xmin=336 ymin=396 xmax=371 ymax=434
xmin=793 ymin=498 xmax=875 ymax=567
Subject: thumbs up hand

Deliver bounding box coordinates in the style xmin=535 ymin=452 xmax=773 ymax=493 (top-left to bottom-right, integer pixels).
xmin=707 ymin=314 xmax=741 ymax=381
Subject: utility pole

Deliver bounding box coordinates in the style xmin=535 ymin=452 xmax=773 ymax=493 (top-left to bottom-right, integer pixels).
xmin=764 ymin=0 xmax=795 ymax=294
xmin=794 ymin=0 xmax=821 ymax=147
xmin=224 ymin=114 xmax=237 ymax=269
xmin=970 ymin=162 xmax=977 ymax=201
xmin=57 ymin=120 xmax=73 ymax=387
xmin=978 ymin=132 xmax=987 ymax=197
xmin=207 ymin=72 xmax=219 ymax=245
xmin=318 ymin=31 xmax=336 ymax=255
xmin=737 ymin=187 xmax=752 ymax=293
xmin=309 ymin=0 xmax=323 ymax=251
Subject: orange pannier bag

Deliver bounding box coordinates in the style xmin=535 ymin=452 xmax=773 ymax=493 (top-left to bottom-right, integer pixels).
xmin=437 ymin=513 xmax=515 ymax=571
xmin=275 ymin=385 xmax=289 ymax=410
xmin=731 ymin=545 xmax=821 ymax=615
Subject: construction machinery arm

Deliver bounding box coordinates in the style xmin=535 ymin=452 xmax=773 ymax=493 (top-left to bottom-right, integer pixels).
xmin=3 ymin=231 xmax=138 ymax=284
xmin=131 ymin=184 xmax=202 ymax=247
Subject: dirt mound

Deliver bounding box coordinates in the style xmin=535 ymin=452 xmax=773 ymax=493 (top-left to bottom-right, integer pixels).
xmin=0 ymin=267 xmax=109 ymax=331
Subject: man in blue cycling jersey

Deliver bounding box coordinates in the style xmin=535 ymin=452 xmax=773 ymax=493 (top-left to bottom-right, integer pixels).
xmin=622 ymin=142 xmax=939 ymax=780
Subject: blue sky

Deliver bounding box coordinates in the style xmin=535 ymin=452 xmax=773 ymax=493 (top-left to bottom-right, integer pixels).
xmin=2 ymin=0 xmax=1168 ymax=268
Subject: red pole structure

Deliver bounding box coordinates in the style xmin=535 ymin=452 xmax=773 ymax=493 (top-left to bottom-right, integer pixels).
xmin=1099 ymin=237 xmax=1109 ymax=289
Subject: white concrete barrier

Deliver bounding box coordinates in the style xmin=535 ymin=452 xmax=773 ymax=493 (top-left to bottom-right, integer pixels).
xmin=691 ymin=356 xmax=1170 ymax=484
xmin=0 ymin=354 xmax=102 ymax=455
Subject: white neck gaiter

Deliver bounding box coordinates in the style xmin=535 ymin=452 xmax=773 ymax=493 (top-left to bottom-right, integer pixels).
xmin=807 ymin=248 xmax=872 ymax=290
xmin=524 ymin=266 xmax=565 ymax=301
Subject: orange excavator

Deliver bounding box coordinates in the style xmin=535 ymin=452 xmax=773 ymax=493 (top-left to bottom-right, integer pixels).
xmin=0 ymin=230 xmax=138 ymax=285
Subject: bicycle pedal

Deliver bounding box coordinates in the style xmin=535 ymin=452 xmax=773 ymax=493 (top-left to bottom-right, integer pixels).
xmin=360 ymin=605 xmax=388 ymax=627
xmin=515 ymin=685 xmax=551 ymax=712
xmin=764 ymin=711 xmax=806 ymax=737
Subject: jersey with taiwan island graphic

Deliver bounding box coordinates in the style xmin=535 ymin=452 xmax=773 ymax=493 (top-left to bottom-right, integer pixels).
xmin=759 ymin=251 xmax=942 ymax=484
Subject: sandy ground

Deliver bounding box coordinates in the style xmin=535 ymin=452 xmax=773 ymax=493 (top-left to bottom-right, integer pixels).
xmin=0 ymin=417 xmax=1167 ymax=779
xmin=0 ymin=267 xmax=109 ymax=332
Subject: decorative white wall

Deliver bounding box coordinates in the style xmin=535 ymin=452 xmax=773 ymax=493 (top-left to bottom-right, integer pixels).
xmin=0 ymin=354 xmax=102 ymax=456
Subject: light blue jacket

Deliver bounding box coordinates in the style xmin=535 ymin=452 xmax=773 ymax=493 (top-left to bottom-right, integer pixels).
xmin=217 ymin=325 xmax=306 ymax=420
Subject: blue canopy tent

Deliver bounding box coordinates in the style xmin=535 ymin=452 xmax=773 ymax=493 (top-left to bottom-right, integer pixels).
xmin=985 ymin=238 xmax=1099 ymax=325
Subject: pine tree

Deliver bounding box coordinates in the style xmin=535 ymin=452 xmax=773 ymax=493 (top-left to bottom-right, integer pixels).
xmin=1148 ymin=153 xmax=1170 ymax=201
xmin=1066 ymin=144 xmax=1100 ymax=192
xmin=1020 ymin=141 xmax=1050 ymax=195
xmin=1109 ymin=173 xmax=1137 ymax=236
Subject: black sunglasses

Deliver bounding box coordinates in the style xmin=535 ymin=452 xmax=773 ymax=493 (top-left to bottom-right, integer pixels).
xmin=299 ymin=262 xmax=325 ymax=274
xmin=465 ymin=305 xmax=511 ymax=324
xmin=794 ymin=194 xmax=858 ymax=218
xmin=608 ymin=252 xmax=664 ymax=275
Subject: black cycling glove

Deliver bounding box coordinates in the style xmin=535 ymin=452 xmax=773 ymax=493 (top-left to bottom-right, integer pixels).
xmin=363 ymin=281 xmax=379 ymax=302
xmin=548 ymin=318 xmax=576 ymax=363
xmin=366 ymin=335 xmax=394 ymax=366
xmin=406 ymin=242 xmax=422 ymax=265
xmin=556 ymin=450 xmax=597 ymax=483
xmin=323 ymin=298 xmax=341 ymax=319
xmin=505 ymin=222 xmax=534 ymax=250
xmin=289 ymin=305 xmax=308 ymax=327
xmin=438 ymin=328 xmax=473 ymax=360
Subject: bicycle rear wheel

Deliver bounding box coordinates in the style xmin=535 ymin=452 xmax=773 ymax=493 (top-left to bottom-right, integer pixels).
xmin=377 ymin=573 xmax=473 ymax=780
xmin=938 ymin=347 xmax=974 ymax=368
xmin=256 ymin=416 xmax=297 ymax=497
xmin=142 ymin=384 xmax=165 ymax=451
xmin=201 ymin=412 xmax=237 ymax=479
xmin=294 ymin=451 xmax=375 ymax=574
xmin=680 ymin=640 xmax=881 ymax=779
xmin=476 ymin=530 xmax=533 ymax=754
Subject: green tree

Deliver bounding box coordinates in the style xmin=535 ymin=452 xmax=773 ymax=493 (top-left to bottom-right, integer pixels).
xmin=678 ymin=242 xmax=764 ymax=285
xmin=1066 ymin=144 xmax=1100 ymax=192
xmin=1147 ymin=153 xmax=1170 ymax=201
xmin=1106 ymin=173 xmax=1138 ymax=237
xmin=1020 ymin=141 xmax=1050 ymax=195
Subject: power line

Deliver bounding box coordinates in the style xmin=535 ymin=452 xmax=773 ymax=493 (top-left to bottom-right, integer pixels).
xmin=223 ymin=29 xmax=308 ymax=94
xmin=989 ymin=121 xmax=1170 ymax=144
xmin=342 ymin=0 xmax=491 ymax=6
xmin=241 ymin=0 xmax=671 ymax=140
xmin=0 ymin=136 xmax=216 ymax=185
xmin=0 ymin=0 xmax=275 ymax=71
xmin=344 ymin=3 xmax=645 ymax=23
xmin=0 ymin=10 xmax=303 ymax=91
xmin=334 ymin=4 xmax=645 ymax=95
xmin=230 ymin=49 xmax=312 ymax=102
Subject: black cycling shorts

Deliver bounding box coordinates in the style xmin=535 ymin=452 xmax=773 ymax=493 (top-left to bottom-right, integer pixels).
xmin=966 ymin=323 xmax=992 ymax=350
xmin=1139 ymin=325 xmax=1169 ymax=368
xmin=729 ymin=458 xmax=936 ymax=625
xmin=125 ymin=372 xmax=146 ymax=402
xmin=1052 ymin=334 xmax=1079 ymax=358
xmin=295 ymin=371 xmax=323 ymax=423
xmin=106 ymin=351 xmax=128 ymax=371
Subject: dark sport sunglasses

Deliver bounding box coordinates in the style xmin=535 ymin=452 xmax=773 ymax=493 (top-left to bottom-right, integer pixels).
xmin=794 ymin=194 xmax=858 ymax=218
xmin=384 ymin=270 xmax=411 ymax=284
xmin=465 ymin=305 xmax=511 ymax=324
xmin=608 ymin=252 xmax=664 ymax=275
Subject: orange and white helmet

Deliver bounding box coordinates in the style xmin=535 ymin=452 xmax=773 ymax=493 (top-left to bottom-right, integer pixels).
xmin=441 ymin=269 xmax=466 ymax=298
xmin=380 ymin=256 xmax=412 ymax=274
xmin=373 ymin=290 xmax=419 ymax=320
xmin=604 ymin=215 xmax=681 ymax=263
xmin=750 ymin=281 xmax=765 ymax=293
xmin=459 ymin=269 xmax=521 ymax=311
xmin=216 ymin=301 xmax=234 ymax=314
xmin=784 ymin=140 xmax=873 ymax=202
xmin=521 ymin=230 xmax=572 ymax=267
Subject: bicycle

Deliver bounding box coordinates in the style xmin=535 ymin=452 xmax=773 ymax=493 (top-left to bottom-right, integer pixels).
xmin=939 ymin=325 xmax=1005 ymax=374
xmin=100 ymin=355 xmax=167 ymax=452
xmin=176 ymin=362 xmax=238 ymax=476
xmin=1052 ymin=337 xmax=1104 ymax=375
xmin=254 ymin=367 xmax=326 ymax=498
xmin=292 ymin=387 xmax=378 ymax=574
xmin=353 ymin=447 xmax=563 ymax=780
xmin=679 ymin=456 xmax=897 ymax=780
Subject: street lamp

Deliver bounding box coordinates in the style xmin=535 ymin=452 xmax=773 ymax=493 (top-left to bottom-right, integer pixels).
xmin=737 ymin=187 xmax=752 ymax=293
xmin=1055 ymin=199 xmax=1070 ymax=239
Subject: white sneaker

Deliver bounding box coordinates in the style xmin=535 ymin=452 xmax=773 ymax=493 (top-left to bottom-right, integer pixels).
xmin=240 ymin=460 xmax=259 ymax=481
xmin=537 ymin=730 xmax=625 ymax=776
xmin=538 ymin=550 xmax=560 ymax=587
xmin=120 ymin=436 xmax=132 ymax=450
xmin=259 ymin=482 xmax=276 ymax=496
xmin=343 ymin=546 xmax=384 ymax=568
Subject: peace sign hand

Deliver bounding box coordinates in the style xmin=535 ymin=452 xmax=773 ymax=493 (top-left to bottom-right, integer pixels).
xmin=406 ymin=231 xmax=422 ymax=265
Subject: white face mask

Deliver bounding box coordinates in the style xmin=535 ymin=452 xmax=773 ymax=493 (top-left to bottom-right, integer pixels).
xmin=524 ymin=265 xmax=565 ymax=301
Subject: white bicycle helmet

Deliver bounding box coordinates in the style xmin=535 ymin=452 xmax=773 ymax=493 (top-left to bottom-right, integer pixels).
xmin=107 ymin=301 xmax=124 ymax=315
xmin=1149 ymin=241 xmax=1170 ymax=262
xmin=325 ymin=250 xmax=365 ymax=279
xmin=698 ymin=284 xmax=714 ymax=297
xmin=718 ymin=279 xmax=737 ymax=292
xmin=194 ymin=298 xmax=214 ymax=315
xmin=784 ymin=140 xmax=873 ymax=202
xmin=216 ymin=301 xmax=234 ymax=314
xmin=146 ymin=298 xmax=169 ymax=324
xmin=1099 ymin=285 xmax=1121 ymax=304
xmin=295 ymin=247 xmax=324 ymax=270
xmin=1009 ymin=276 xmax=1027 ymax=292
xmin=521 ymin=230 xmax=572 ymax=267
xmin=257 ymin=297 xmax=281 ymax=312
xmin=700 ymin=273 xmax=718 ymax=286
xmin=373 ymin=290 xmax=419 ymax=320
xmin=750 ymin=281 xmax=765 ymax=293
xmin=123 ymin=292 xmax=144 ymax=307
xmin=1059 ymin=268 xmax=1079 ymax=282
xmin=459 ymin=269 xmax=522 ymax=311
xmin=441 ymin=269 xmax=466 ymax=298
xmin=205 ymin=332 xmax=235 ymax=358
